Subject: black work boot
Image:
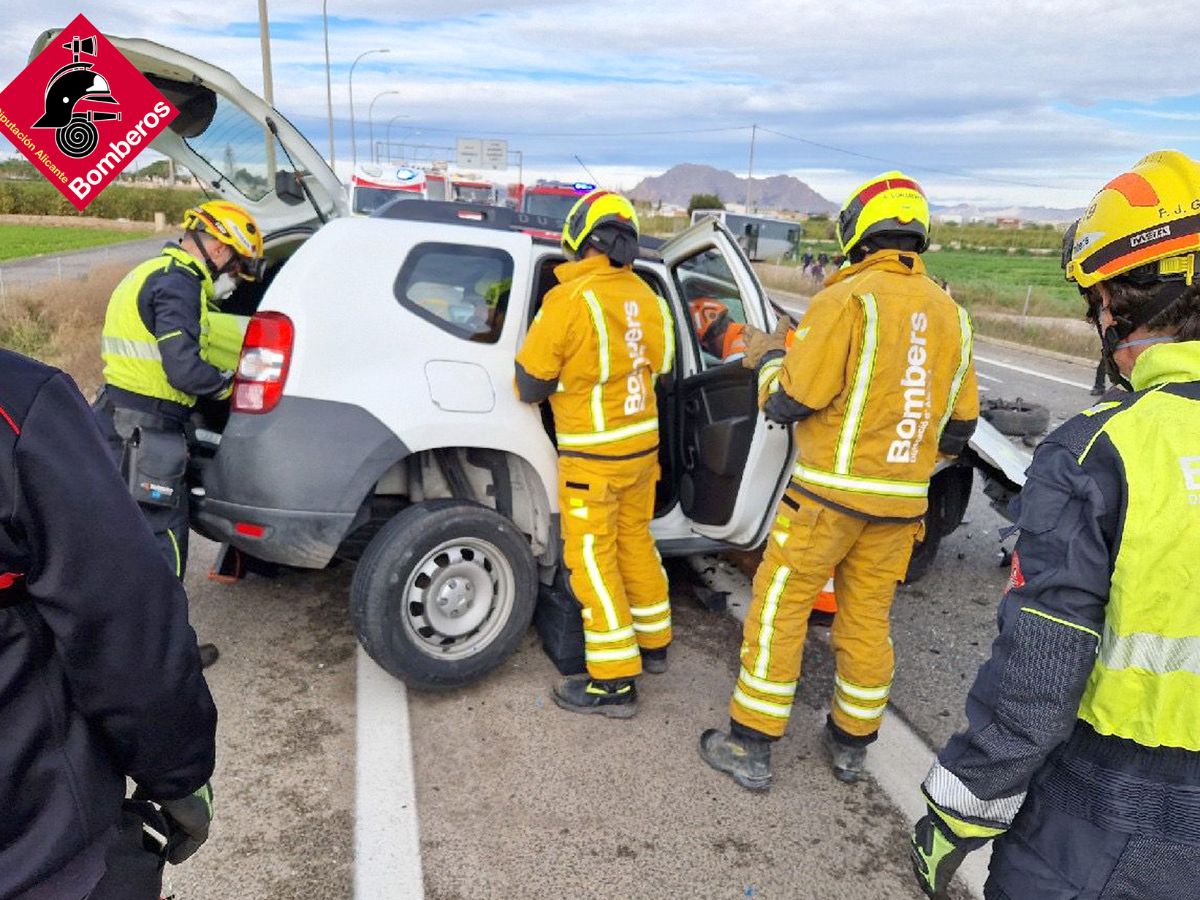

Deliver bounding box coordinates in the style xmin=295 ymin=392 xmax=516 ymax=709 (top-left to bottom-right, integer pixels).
xmin=698 ymin=727 xmax=772 ymax=792
xmin=552 ymin=676 xmax=638 ymax=718
xmin=641 ymin=646 xmax=668 ymax=675
xmin=822 ymin=724 xmax=869 ymax=783
xmin=198 ymin=642 xmax=219 ymax=669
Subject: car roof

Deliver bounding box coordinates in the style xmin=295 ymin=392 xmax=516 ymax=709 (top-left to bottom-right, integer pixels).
xmin=373 ymin=199 xmax=666 ymax=260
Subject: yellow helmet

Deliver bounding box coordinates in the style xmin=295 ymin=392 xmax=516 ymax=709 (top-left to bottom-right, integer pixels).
xmin=561 ymin=189 xmax=640 ymax=262
xmin=1063 ymin=150 xmax=1200 ymax=289
xmin=837 ymin=171 xmax=930 ymax=255
xmin=181 ymin=200 xmax=265 ymax=281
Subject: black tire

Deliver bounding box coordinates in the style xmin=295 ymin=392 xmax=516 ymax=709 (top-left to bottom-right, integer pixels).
xmin=351 ymin=499 xmax=537 ymax=690
xmin=904 ymin=466 xmax=973 ymax=584
xmin=982 ymin=400 xmax=1050 ymax=436
xmin=903 ymin=517 xmax=942 ymax=585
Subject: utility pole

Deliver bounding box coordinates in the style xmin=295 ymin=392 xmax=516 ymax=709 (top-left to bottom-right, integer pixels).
xmin=258 ymin=0 xmax=276 ymax=177
xmin=322 ymin=0 xmax=335 ymax=171
xmin=745 ymin=123 xmax=757 ymax=214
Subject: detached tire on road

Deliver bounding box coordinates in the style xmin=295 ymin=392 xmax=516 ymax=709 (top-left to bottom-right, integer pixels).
xmin=982 ymin=399 xmax=1051 ymax=436
xmin=351 ymin=500 xmax=537 ymax=690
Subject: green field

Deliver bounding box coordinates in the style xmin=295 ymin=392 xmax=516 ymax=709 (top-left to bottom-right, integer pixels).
xmin=791 ymin=241 xmax=1080 ymax=318
xmin=0 ymin=223 xmax=156 ymax=262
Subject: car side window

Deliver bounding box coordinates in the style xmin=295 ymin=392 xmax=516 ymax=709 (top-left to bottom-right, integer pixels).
xmin=394 ymin=243 xmax=515 ymax=343
xmin=673 ymin=247 xmax=748 ymax=369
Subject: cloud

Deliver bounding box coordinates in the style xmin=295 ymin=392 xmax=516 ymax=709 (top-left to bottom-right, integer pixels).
xmin=2 ymin=0 xmax=1198 ymax=207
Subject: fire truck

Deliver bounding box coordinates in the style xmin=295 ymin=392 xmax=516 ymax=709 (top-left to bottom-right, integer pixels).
xmin=519 ymin=180 xmax=595 ymax=220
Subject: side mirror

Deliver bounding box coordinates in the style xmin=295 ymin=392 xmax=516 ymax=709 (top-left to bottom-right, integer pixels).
xmin=275 ymin=170 xmax=306 ymax=206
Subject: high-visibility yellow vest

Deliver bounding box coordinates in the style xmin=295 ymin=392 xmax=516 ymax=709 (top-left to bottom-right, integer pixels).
xmin=100 ymin=246 xmax=214 ymax=407
xmin=1078 ymin=342 xmax=1200 ymax=750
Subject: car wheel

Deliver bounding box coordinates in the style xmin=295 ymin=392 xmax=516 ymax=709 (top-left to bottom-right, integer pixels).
xmin=351 ymin=500 xmax=537 ymax=690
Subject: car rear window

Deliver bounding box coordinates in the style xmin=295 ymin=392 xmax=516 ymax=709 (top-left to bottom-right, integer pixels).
xmin=393 ymin=243 xmax=515 ymax=343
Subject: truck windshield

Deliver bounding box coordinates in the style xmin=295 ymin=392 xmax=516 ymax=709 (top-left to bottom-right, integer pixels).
xmin=523 ymin=192 xmax=580 ymax=220
xmin=354 ymin=186 xmax=417 ymax=215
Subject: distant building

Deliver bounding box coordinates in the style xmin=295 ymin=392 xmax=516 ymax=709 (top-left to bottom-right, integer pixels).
xmin=996 ymin=216 xmax=1022 ymax=229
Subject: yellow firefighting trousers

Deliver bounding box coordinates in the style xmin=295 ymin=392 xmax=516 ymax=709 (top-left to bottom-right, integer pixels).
xmin=559 ymin=454 xmax=671 ymax=681
xmin=731 ymin=489 xmax=920 ymax=739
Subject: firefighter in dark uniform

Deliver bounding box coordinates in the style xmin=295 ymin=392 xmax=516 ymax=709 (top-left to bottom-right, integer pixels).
xmin=93 ymin=200 xmax=264 ymax=667
xmin=0 ymin=348 xmax=217 ymax=900
xmin=911 ymin=150 xmax=1200 ymax=898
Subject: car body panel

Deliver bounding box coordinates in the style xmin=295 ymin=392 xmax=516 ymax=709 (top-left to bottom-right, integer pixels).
xmin=31 ymin=30 xmax=347 ymax=235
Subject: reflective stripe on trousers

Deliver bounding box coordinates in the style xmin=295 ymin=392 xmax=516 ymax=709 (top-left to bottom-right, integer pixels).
xmin=558 ymin=454 xmax=669 ymax=681
xmin=731 ymin=490 xmax=918 ymax=739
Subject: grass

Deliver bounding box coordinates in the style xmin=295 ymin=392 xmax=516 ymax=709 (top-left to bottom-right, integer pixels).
xmin=0 ymin=223 xmax=156 ymax=261
xmin=760 ymin=244 xmax=1098 ymax=359
xmin=0 ymin=263 xmax=126 ymax=392
xmin=785 ymin=241 xmax=1083 ymax=317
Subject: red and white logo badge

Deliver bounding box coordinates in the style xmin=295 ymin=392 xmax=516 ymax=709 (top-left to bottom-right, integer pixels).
xmin=0 ymin=14 xmax=177 ymax=210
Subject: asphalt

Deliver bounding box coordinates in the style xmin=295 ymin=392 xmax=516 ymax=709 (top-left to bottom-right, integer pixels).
xmin=15 ymin=245 xmax=1105 ymax=898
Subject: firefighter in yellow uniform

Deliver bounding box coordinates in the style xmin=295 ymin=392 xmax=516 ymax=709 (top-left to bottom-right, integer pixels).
xmin=700 ymin=172 xmax=979 ymax=789
xmin=515 ymin=190 xmax=674 ymax=717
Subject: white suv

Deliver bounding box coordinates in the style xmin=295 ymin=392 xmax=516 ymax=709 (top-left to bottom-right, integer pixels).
xmin=42 ymin=31 xmax=1030 ymax=689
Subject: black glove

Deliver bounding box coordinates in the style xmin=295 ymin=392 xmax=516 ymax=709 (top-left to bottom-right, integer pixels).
xmin=910 ymin=809 xmax=984 ymax=898
xmin=762 ymin=388 xmax=813 ymax=426
xmin=136 ymin=782 xmax=214 ymax=864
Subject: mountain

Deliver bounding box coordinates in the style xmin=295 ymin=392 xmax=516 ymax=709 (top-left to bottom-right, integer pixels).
xmin=931 ymin=203 xmax=1085 ymax=226
xmin=629 ymin=163 xmax=836 ymax=214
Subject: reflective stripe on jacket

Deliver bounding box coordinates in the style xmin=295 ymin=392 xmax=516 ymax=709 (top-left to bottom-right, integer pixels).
xmin=1077 ymin=343 xmax=1200 ymax=749
xmin=515 ymin=254 xmax=674 ymax=458
xmin=101 ymin=245 xmax=216 ymax=407
xmin=760 ymin=250 xmax=978 ymax=518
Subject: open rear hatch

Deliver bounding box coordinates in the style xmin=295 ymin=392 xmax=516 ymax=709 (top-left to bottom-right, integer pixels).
xmin=31 ymin=29 xmax=348 ymax=237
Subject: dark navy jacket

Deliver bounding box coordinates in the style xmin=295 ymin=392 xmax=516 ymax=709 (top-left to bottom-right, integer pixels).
xmin=0 ymin=350 xmax=217 ymax=899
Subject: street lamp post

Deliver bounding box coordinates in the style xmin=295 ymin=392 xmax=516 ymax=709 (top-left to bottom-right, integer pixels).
xmin=322 ymin=0 xmax=334 ymax=170
xmin=349 ymin=48 xmax=388 ymax=172
xmin=368 ymin=90 xmax=401 ymax=165
xmin=385 ymin=114 xmax=413 ymax=164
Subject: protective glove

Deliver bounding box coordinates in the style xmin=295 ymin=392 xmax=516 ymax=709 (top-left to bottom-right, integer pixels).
xmin=910 ymin=808 xmax=985 ymax=898
xmin=741 ymin=318 xmax=792 ymax=370
xmin=137 ymin=782 xmax=214 ymax=864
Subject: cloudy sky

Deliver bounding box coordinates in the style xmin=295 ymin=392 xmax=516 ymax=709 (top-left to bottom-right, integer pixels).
xmin=3 ymin=1 xmax=1198 ymax=209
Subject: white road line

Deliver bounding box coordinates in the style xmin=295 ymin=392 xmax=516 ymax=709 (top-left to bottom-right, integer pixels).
xmin=974 ymin=354 xmax=1091 ymax=390
xmin=356 ymin=649 xmax=424 ymax=900
xmin=694 ymin=557 xmax=989 ymax=900
xmin=977 ymin=372 xmax=1002 ymax=383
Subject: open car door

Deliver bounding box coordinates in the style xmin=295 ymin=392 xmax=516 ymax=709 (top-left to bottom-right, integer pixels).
xmin=31 ymin=30 xmax=348 ymax=237
xmin=659 ymin=217 xmax=794 ymax=547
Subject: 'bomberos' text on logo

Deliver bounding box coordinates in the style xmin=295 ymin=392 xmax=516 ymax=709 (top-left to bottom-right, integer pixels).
xmin=0 ymin=14 xmax=177 ymax=210
xmin=886 ymin=312 xmax=933 ymax=464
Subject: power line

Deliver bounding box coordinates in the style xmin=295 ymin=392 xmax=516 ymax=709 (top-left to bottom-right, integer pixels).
xmin=755 ymin=126 xmax=1071 ymax=191
xmin=398 ymin=124 xmax=751 ymax=139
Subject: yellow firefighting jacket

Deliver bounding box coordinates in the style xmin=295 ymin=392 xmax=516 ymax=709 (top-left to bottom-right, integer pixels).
xmin=515 ymin=254 xmax=675 ymax=459
xmin=759 ymin=250 xmax=978 ymax=519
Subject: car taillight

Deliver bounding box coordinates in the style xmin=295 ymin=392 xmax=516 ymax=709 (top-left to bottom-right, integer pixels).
xmin=232 ymin=311 xmax=294 ymax=414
